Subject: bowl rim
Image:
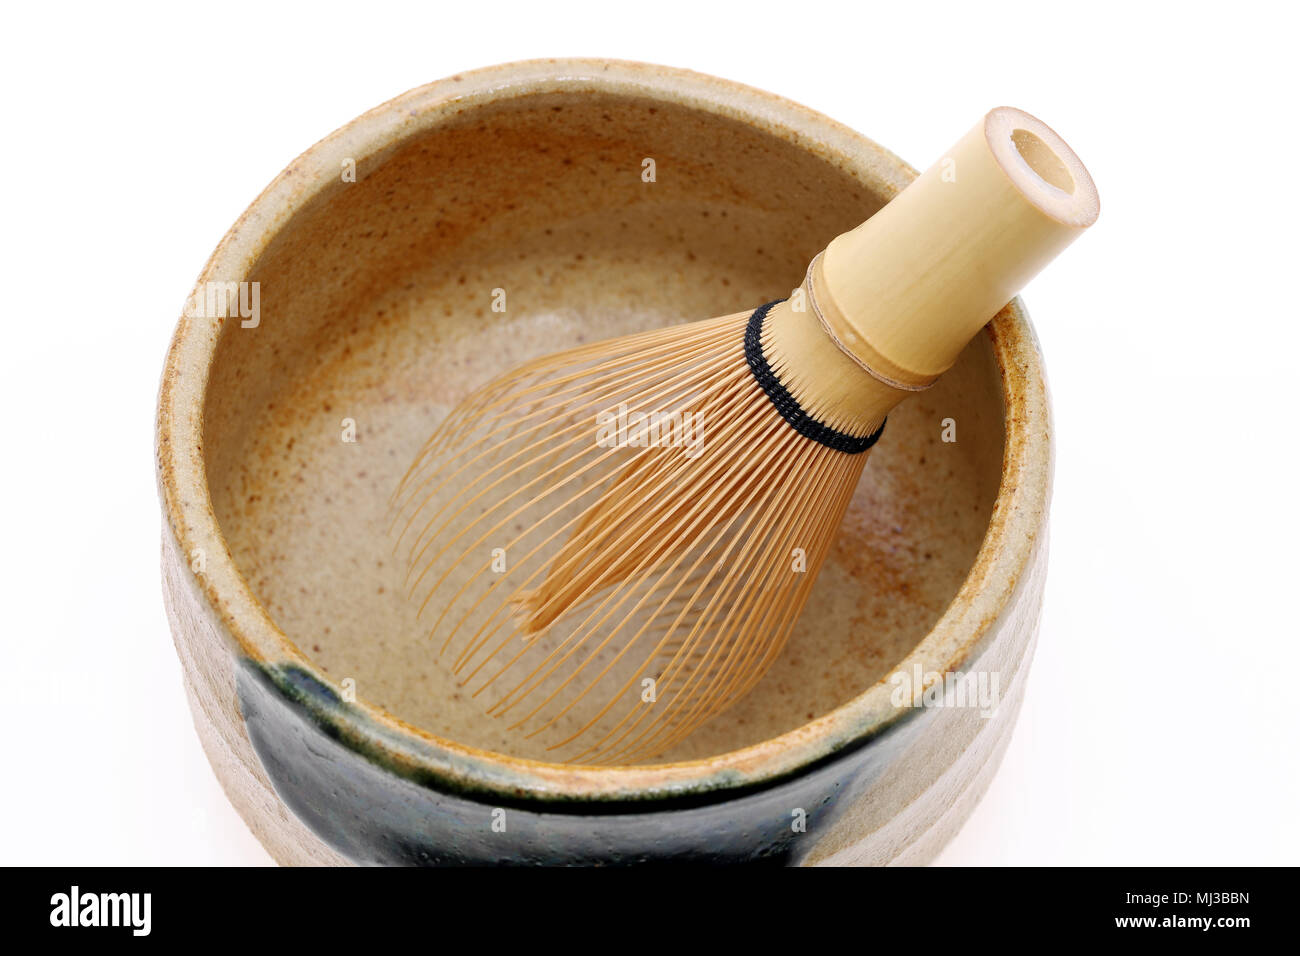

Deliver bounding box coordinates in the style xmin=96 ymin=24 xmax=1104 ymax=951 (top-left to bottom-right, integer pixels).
xmin=156 ymin=57 xmax=1052 ymax=805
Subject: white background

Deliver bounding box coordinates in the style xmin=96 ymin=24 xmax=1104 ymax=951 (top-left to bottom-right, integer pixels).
xmin=2 ymin=1 xmax=1296 ymax=865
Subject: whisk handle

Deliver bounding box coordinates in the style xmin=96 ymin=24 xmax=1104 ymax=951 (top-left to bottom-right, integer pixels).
xmin=815 ymin=107 xmax=1099 ymax=386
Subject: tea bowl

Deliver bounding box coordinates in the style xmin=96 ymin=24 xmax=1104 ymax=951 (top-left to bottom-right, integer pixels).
xmin=156 ymin=58 xmax=1051 ymax=865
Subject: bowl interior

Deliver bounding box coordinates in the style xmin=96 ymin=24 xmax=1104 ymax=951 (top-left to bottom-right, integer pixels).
xmin=202 ymin=87 xmax=1004 ymax=764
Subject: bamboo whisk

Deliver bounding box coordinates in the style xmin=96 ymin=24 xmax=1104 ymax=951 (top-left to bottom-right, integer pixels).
xmin=390 ymin=107 xmax=1098 ymax=764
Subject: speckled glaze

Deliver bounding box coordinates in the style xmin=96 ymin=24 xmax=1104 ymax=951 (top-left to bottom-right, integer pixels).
xmin=157 ymin=59 xmax=1052 ymax=865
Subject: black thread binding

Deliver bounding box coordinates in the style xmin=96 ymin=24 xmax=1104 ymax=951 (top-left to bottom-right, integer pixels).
xmin=745 ymin=299 xmax=886 ymax=455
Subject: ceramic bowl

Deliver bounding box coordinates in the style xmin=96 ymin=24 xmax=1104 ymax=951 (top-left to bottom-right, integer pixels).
xmin=156 ymin=59 xmax=1052 ymax=865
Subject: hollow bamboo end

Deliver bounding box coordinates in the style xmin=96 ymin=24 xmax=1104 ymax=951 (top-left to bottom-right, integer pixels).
xmin=814 ymin=106 xmax=1099 ymax=382
xmin=983 ymin=106 xmax=1099 ymax=229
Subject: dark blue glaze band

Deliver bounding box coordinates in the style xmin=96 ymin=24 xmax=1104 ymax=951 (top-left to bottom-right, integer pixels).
xmin=236 ymin=658 xmax=920 ymax=866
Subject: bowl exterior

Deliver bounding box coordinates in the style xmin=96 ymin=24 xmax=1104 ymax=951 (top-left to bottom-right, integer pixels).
xmin=162 ymin=524 xmax=1045 ymax=865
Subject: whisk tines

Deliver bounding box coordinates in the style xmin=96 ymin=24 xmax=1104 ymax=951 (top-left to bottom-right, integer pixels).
xmin=387 ymin=308 xmax=868 ymax=763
